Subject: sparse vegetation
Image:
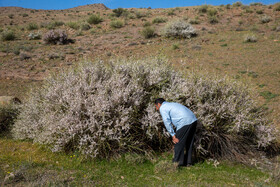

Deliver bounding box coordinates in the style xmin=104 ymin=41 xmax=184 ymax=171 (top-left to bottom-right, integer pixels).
xmin=207 ymin=8 xmax=218 ymax=16
xmin=256 ymin=10 xmax=264 ymax=14
xmin=28 ymin=32 xmax=41 ymax=40
xmin=162 ymin=20 xmax=197 ymax=38
xmin=26 ymin=23 xmax=39 ymax=31
xmin=260 ymin=91 xmax=278 ymax=101
xmin=152 ymin=17 xmax=167 ymax=24
xmin=244 ymin=34 xmax=257 ymax=43
xmin=110 ymin=20 xmax=124 ymax=28
xmin=66 ymin=22 xmax=80 ymax=30
xmin=22 ymin=13 xmax=29 ymax=17
xmin=80 ymin=23 xmax=91 ymax=31
xmin=208 ymin=15 xmax=219 ymax=24
xmin=87 ymin=14 xmax=103 ymax=24
xmin=260 ymin=15 xmax=272 ymax=23
xmin=198 ymin=5 xmax=209 ymax=13
xmin=141 ymin=26 xmax=156 ymax=39
xmin=1 ymin=30 xmax=16 ymax=41
xmin=8 ymin=14 xmax=14 ymax=19
xmin=112 ymin=8 xmax=128 ymax=17
xmin=233 ymin=1 xmax=243 ymax=7
xmin=274 ymin=3 xmax=280 ymax=11
xmin=43 ymin=29 xmax=70 ymax=45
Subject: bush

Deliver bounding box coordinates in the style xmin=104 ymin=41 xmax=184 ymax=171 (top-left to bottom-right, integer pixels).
xmin=80 ymin=23 xmax=91 ymax=31
xmin=26 ymin=23 xmax=39 ymax=31
xmin=208 ymin=16 xmax=219 ymax=24
xmin=260 ymin=15 xmax=272 ymax=23
xmin=12 ymin=57 xmax=279 ymax=161
xmin=110 ymin=20 xmax=124 ymax=28
xmin=22 ymin=13 xmax=28 ymax=17
xmin=244 ymin=34 xmax=257 ymax=42
xmin=152 ymin=17 xmax=167 ymax=24
xmin=135 ymin=11 xmax=147 ymax=18
xmin=141 ymin=27 xmax=156 ymax=39
xmin=0 ymin=105 xmax=19 ymax=135
xmin=66 ymin=22 xmax=80 ymax=30
xmin=8 ymin=14 xmax=14 ymax=19
xmin=162 ymin=20 xmax=197 ymax=39
xmin=28 ymin=32 xmax=41 ymax=40
xmin=274 ymin=3 xmax=280 ymax=11
xmin=233 ymin=1 xmax=243 ymax=7
xmin=112 ymin=8 xmax=128 ymax=17
xmin=198 ymin=5 xmax=209 ymax=13
xmin=256 ymin=10 xmax=264 ymax=14
xmin=1 ymin=30 xmax=16 ymax=41
xmin=87 ymin=15 xmax=103 ymax=25
xmin=43 ymin=29 xmax=69 ymax=45
xmin=207 ymin=8 xmax=218 ymax=16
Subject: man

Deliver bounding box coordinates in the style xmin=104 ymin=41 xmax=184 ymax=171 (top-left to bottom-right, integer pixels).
xmin=155 ymin=98 xmax=197 ymax=167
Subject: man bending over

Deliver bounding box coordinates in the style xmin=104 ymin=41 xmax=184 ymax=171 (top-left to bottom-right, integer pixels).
xmin=155 ymin=98 xmax=197 ymax=167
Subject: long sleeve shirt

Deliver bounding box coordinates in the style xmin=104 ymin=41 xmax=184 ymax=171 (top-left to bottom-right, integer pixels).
xmin=159 ymin=101 xmax=197 ymax=137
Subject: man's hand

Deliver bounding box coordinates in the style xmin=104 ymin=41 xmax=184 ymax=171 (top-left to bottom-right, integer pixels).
xmin=172 ymin=135 xmax=179 ymax=144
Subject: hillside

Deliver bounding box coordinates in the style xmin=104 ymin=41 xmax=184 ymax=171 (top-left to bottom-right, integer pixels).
xmin=0 ymin=3 xmax=280 ymax=126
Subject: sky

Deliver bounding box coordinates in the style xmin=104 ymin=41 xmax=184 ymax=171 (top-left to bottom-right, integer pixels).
xmin=0 ymin=0 xmax=279 ymax=10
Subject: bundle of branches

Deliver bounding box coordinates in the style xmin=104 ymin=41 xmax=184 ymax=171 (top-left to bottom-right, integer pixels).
xmin=12 ymin=57 xmax=279 ymax=161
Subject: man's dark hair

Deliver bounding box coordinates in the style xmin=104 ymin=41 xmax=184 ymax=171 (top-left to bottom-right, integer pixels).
xmin=155 ymin=98 xmax=165 ymax=105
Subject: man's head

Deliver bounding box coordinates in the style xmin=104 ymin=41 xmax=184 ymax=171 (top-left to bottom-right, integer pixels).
xmin=154 ymin=98 xmax=165 ymax=111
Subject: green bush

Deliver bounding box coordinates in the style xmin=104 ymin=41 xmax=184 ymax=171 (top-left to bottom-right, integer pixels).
xmin=274 ymin=3 xmax=280 ymax=11
xmin=112 ymin=8 xmax=128 ymax=17
xmin=260 ymin=15 xmax=272 ymax=23
xmin=152 ymin=17 xmax=167 ymax=24
xmin=66 ymin=22 xmax=80 ymax=30
xmin=0 ymin=104 xmax=19 ymax=135
xmin=143 ymin=21 xmax=151 ymax=27
xmin=1 ymin=30 xmax=16 ymax=41
xmin=110 ymin=20 xmax=124 ymax=28
xmin=256 ymin=10 xmax=264 ymax=14
xmin=135 ymin=11 xmax=147 ymax=18
xmin=198 ymin=5 xmax=209 ymax=13
xmin=8 ymin=14 xmax=14 ymax=19
xmin=141 ymin=27 xmax=156 ymax=39
xmin=27 ymin=23 xmax=39 ymax=31
xmin=80 ymin=23 xmax=91 ymax=31
xmin=208 ymin=16 xmax=219 ymax=24
xmin=207 ymin=8 xmax=218 ymax=16
xmin=87 ymin=14 xmax=103 ymax=25
xmin=233 ymin=1 xmax=243 ymax=7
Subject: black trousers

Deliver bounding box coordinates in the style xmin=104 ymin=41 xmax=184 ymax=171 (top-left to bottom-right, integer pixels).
xmin=173 ymin=121 xmax=197 ymax=166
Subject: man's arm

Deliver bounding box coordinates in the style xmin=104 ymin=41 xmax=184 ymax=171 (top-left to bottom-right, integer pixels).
xmin=160 ymin=109 xmax=179 ymax=144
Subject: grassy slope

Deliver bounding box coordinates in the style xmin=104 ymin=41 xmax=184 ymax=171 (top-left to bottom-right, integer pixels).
xmin=0 ymin=138 xmax=278 ymax=186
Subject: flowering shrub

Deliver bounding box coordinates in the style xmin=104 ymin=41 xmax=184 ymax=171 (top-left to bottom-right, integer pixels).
xmin=43 ymin=29 xmax=70 ymax=45
xmin=12 ymin=58 xmax=279 ymax=160
xmin=162 ymin=20 xmax=197 ymax=38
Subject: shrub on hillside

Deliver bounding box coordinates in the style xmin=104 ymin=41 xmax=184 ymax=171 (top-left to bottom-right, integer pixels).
xmin=274 ymin=3 xmax=280 ymax=11
xmin=162 ymin=20 xmax=197 ymax=39
xmin=110 ymin=20 xmax=124 ymax=28
xmin=208 ymin=16 xmax=219 ymax=24
xmin=152 ymin=17 xmax=167 ymax=24
xmin=198 ymin=5 xmax=209 ymax=13
xmin=66 ymin=22 xmax=80 ymax=30
xmin=80 ymin=23 xmax=91 ymax=31
xmin=27 ymin=23 xmax=39 ymax=31
xmin=233 ymin=1 xmax=243 ymax=7
xmin=87 ymin=15 xmax=103 ymax=25
xmin=12 ymin=57 xmax=279 ymax=161
xmin=0 ymin=106 xmax=18 ymax=134
xmin=28 ymin=32 xmax=41 ymax=40
xmin=1 ymin=30 xmax=16 ymax=41
xmin=43 ymin=29 xmax=70 ymax=45
xmin=260 ymin=15 xmax=272 ymax=23
xmin=141 ymin=27 xmax=156 ymax=39
xmin=112 ymin=8 xmax=128 ymax=17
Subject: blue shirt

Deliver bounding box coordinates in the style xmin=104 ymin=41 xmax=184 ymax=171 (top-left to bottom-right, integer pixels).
xmin=159 ymin=102 xmax=197 ymax=137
